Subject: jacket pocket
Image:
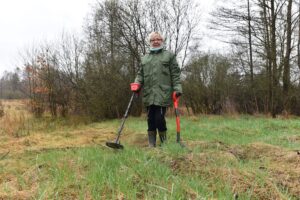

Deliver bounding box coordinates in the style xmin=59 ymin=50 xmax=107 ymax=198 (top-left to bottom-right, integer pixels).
xmin=161 ymin=61 xmax=170 ymax=76
xmin=159 ymin=84 xmax=172 ymax=103
xmin=143 ymin=80 xmax=150 ymax=96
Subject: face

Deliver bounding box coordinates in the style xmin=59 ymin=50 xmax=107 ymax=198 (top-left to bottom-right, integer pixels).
xmin=150 ymin=34 xmax=163 ymax=48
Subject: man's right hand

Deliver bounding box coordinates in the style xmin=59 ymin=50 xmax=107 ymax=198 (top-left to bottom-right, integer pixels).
xmin=130 ymin=83 xmax=141 ymax=93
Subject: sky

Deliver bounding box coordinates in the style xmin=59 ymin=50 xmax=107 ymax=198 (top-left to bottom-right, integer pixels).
xmin=0 ymin=0 xmax=222 ymax=76
xmin=0 ymin=0 xmax=95 ymax=76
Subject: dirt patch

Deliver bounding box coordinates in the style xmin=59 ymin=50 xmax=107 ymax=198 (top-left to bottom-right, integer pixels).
xmin=268 ymin=150 xmax=300 ymax=197
xmin=228 ymin=142 xmax=284 ymax=160
xmin=187 ymin=140 xmax=230 ymax=151
xmin=160 ymin=141 xmax=300 ymax=199
xmin=227 ymin=143 xmax=300 ymax=198
xmin=280 ymin=135 xmax=300 ymax=143
xmin=0 ymin=125 xmax=116 ymax=199
xmin=213 ymin=168 xmax=285 ymax=200
xmin=0 ymin=128 xmax=115 ymax=156
xmin=164 ymin=152 xmax=285 ymax=199
xmin=0 ymin=165 xmax=39 ymax=200
xmin=126 ymin=132 xmax=149 ymax=148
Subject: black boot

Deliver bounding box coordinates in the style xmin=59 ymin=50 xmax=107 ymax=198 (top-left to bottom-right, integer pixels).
xmin=158 ymin=131 xmax=167 ymax=144
xmin=148 ymin=131 xmax=157 ymax=147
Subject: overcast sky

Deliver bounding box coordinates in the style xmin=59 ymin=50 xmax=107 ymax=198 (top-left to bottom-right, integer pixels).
xmin=0 ymin=0 xmax=95 ymax=76
xmin=0 ymin=0 xmax=221 ymax=76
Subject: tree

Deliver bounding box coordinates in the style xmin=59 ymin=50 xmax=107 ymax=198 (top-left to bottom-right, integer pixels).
xmin=0 ymin=70 xmax=24 ymax=99
xmin=210 ymin=0 xmax=299 ymax=116
xmin=282 ymin=0 xmax=293 ymax=112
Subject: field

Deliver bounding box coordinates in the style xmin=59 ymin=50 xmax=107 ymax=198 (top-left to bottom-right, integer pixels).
xmin=0 ymin=100 xmax=299 ymax=199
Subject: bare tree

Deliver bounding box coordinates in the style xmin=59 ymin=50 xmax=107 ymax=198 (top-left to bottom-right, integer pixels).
xmin=282 ymin=0 xmax=293 ymax=112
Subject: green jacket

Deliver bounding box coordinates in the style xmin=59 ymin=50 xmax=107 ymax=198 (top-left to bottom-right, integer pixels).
xmin=134 ymin=49 xmax=182 ymax=107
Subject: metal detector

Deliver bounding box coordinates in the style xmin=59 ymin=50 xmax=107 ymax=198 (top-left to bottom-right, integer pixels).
xmin=106 ymin=93 xmax=136 ymax=149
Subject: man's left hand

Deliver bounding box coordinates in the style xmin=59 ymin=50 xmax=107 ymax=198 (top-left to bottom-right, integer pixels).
xmin=173 ymin=91 xmax=182 ymax=98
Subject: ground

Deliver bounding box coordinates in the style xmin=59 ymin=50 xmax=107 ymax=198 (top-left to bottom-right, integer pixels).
xmin=0 ymin=100 xmax=299 ymax=199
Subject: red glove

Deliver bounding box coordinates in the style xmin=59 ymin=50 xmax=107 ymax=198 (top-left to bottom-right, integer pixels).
xmin=130 ymin=83 xmax=141 ymax=93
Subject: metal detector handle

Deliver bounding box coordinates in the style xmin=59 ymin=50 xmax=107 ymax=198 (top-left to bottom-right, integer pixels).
xmin=115 ymin=93 xmax=136 ymax=143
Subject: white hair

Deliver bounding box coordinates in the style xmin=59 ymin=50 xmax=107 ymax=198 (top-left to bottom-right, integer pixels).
xmin=147 ymin=32 xmax=164 ymax=44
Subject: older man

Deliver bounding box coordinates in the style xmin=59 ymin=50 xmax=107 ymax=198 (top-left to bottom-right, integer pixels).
xmin=131 ymin=32 xmax=182 ymax=147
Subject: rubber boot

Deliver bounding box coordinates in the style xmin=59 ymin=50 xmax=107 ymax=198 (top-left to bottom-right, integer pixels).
xmin=158 ymin=131 xmax=167 ymax=144
xmin=148 ymin=131 xmax=157 ymax=147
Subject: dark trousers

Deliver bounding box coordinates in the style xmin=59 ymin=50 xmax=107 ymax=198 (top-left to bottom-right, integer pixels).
xmin=147 ymin=105 xmax=167 ymax=132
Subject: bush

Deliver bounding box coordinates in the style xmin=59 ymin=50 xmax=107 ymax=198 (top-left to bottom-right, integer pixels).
xmin=29 ymin=100 xmax=45 ymax=118
xmin=0 ymin=101 xmax=4 ymax=118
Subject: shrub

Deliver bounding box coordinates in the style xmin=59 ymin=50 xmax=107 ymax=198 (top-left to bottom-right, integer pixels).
xmin=0 ymin=101 xmax=4 ymax=118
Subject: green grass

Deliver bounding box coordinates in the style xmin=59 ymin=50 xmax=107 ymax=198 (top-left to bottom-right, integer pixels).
xmin=177 ymin=115 xmax=300 ymax=148
xmin=33 ymin=147 xmax=226 ymax=199
xmin=1 ymin=115 xmax=299 ymax=199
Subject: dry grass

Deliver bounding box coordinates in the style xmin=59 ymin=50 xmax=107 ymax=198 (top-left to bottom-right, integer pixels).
xmin=0 ymin=99 xmax=112 ymax=154
xmin=0 ymin=100 xmax=31 ymax=137
xmin=0 ymin=100 xmax=116 ymax=199
xmin=158 ymin=141 xmax=300 ymax=199
xmin=0 ymin=126 xmax=115 ymax=156
xmin=0 ymin=100 xmax=300 ymax=199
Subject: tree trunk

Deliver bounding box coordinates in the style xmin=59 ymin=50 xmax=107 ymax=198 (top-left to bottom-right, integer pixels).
xmin=270 ymin=0 xmax=278 ymax=118
xmin=283 ymin=0 xmax=293 ymax=112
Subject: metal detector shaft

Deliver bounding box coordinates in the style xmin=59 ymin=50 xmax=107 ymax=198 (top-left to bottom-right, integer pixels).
xmin=114 ymin=93 xmax=135 ymax=143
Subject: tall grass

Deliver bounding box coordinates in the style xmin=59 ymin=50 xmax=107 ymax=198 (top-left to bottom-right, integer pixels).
xmin=33 ymin=147 xmax=217 ymax=199
xmin=0 ymin=100 xmax=92 ymax=137
xmin=0 ymin=100 xmax=32 ymax=137
xmin=31 ymin=142 xmax=297 ymax=199
xmin=1 ymin=101 xmax=299 ymax=199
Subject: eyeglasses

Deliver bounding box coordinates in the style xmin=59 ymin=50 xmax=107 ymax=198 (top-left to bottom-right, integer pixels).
xmin=150 ymin=38 xmax=162 ymax=42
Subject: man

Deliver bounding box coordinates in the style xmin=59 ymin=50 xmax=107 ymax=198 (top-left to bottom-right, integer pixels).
xmin=131 ymin=32 xmax=182 ymax=147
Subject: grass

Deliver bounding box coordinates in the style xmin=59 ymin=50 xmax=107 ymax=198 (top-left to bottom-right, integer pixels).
xmin=0 ymin=100 xmax=300 ymax=199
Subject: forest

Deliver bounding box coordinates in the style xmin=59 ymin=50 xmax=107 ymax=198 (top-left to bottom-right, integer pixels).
xmin=1 ymin=0 xmax=300 ymax=119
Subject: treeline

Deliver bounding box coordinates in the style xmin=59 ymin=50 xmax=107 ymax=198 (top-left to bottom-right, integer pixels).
xmin=208 ymin=0 xmax=300 ymax=116
xmin=1 ymin=0 xmax=300 ymax=118
xmin=0 ymin=69 xmax=25 ymax=99
xmin=3 ymin=0 xmax=200 ymax=119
